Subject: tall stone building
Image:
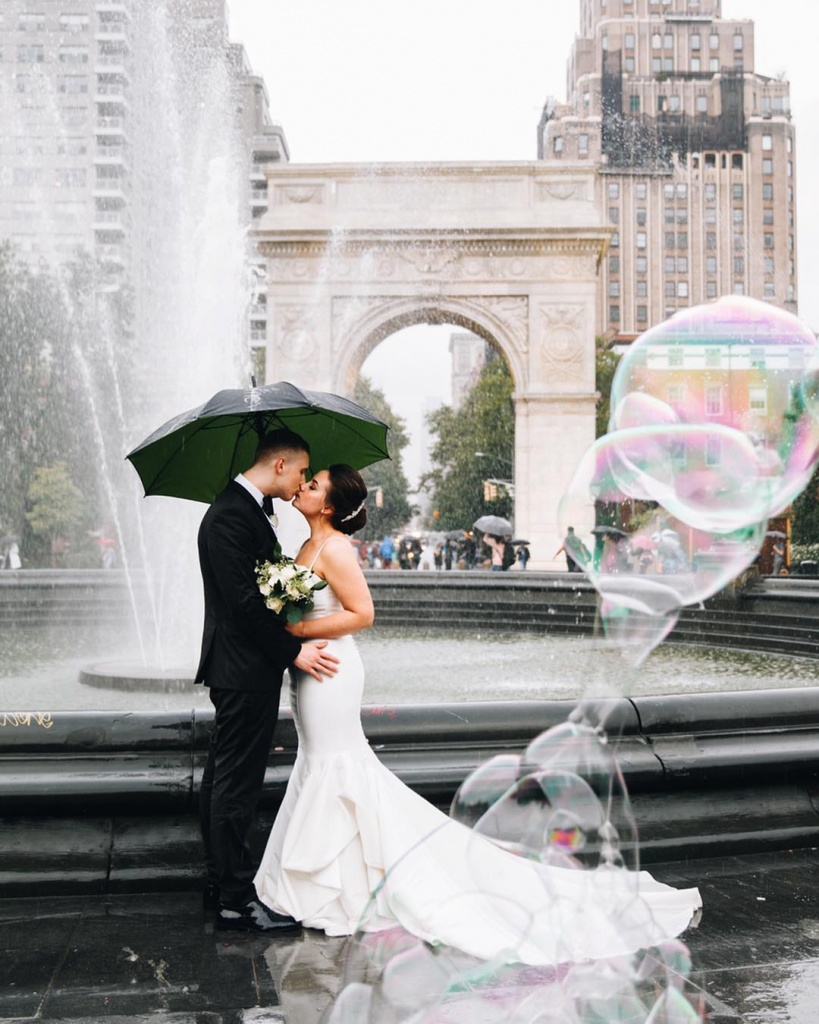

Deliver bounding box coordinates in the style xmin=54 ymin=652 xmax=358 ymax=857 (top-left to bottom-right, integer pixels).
xmin=0 ymin=0 xmax=287 ymax=303
xmin=538 ymin=0 xmax=797 ymax=340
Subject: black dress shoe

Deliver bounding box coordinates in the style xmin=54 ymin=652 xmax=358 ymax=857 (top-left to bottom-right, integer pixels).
xmin=216 ymin=898 xmax=301 ymax=934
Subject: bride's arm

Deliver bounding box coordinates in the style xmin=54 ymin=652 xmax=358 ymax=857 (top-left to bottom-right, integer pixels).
xmin=286 ymin=537 xmax=374 ymax=640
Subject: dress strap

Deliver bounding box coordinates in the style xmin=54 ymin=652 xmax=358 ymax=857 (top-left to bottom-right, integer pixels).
xmin=308 ymin=535 xmax=339 ymax=571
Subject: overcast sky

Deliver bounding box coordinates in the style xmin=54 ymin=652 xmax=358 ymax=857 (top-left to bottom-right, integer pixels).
xmin=226 ymin=0 xmax=819 ymax=482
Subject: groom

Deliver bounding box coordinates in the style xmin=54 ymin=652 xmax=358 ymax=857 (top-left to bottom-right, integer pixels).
xmin=196 ymin=427 xmax=339 ymax=933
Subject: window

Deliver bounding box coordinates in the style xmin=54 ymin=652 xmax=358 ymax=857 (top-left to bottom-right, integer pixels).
xmin=677 ymin=257 xmax=688 ymax=273
xmin=635 ymin=182 xmax=647 ymax=200
xmin=677 ymin=232 xmax=688 ymax=249
xmin=764 ymin=282 xmax=776 ymax=298
xmin=733 ymin=208 xmax=744 ymax=225
xmin=625 ymin=34 xmax=635 ymax=49
xmin=664 ymin=34 xmax=673 ymax=49
xmin=668 ymin=385 xmax=686 ymax=409
xmin=677 ymin=282 xmax=689 ymax=298
xmin=733 ymin=33 xmax=744 ymax=51
xmin=652 ymin=33 xmax=662 ymax=49
xmin=59 ymin=14 xmax=90 ymax=33
xmin=762 ymin=134 xmax=773 ymax=151
xmin=636 ymin=232 xmax=646 ymax=249
xmin=630 ymin=95 xmax=641 ymax=112
xmin=763 ymin=209 xmax=774 ymax=225
xmin=677 ymin=208 xmax=688 ymax=224
xmin=665 ymin=208 xmax=675 ymax=224
xmin=665 ymin=232 xmax=676 ymax=250
xmin=705 ymin=386 xmax=723 ymax=416
xmin=707 ymin=281 xmax=718 ymax=298
xmin=764 ymin=257 xmax=775 ymax=273
xmin=733 ymin=282 xmax=745 ymax=295
xmin=677 ymin=183 xmax=687 ymax=200
xmin=788 ymin=161 xmax=793 ymax=178
xmin=710 ymin=57 xmax=719 ymax=72
xmin=664 ymin=183 xmax=675 ymax=200
xmin=54 ymin=168 xmax=87 ymax=188
xmin=706 ymin=232 xmax=716 ymax=249
xmin=665 ymin=281 xmax=676 ymax=298
xmin=705 ymin=436 xmax=722 ymax=466
xmin=669 ymin=95 xmax=681 ymax=112
xmin=608 ymin=182 xmax=620 ymax=199
xmin=762 ymin=158 xmax=773 ymax=175
xmin=59 ymin=46 xmax=89 ymax=64
xmin=18 ymin=13 xmax=45 ymax=31
xmin=691 ymin=33 xmax=701 ymax=50
xmin=636 ymin=256 xmax=647 ymax=273
xmin=17 ymin=44 xmax=45 ymax=62
xmin=704 ymin=183 xmax=716 ymax=201
xmin=665 ymin=256 xmax=675 ymax=273
xmin=706 ymin=257 xmax=717 ymax=274
xmin=609 ymin=206 xmax=619 ymax=224
xmin=553 ymin=136 xmax=563 ymax=154
xmin=652 ymin=57 xmax=662 ymax=73
xmin=57 ymin=138 xmax=87 ymax=156
xmin=636 ymin=208 xmax=647 ymax=225
xmin=578 ymin=134 xmax=589 ymax=154
xmin=58 ymin=75 xmax=88 ymax=94
xmin=691 ymin=57 xmax=701 ymax=72
xmin=664 ymin=56 xmax=674 ymax=72
xmin=764 ymin=233 xmax=774 ymax=249
xmin=762 ymin=183 xmax=773 ymax=201
xmin=609 ymin=281 xmax=620 ymax=297
xmin=734 ymin=233 xmax=745 ymax=251
xmin=636 ymin=281 xmax=648 ymax=297
xmin=749 ymin=387 xmax=768 ymax=414
xmin=611 ymin=232 xmax=620 ymax=247
xmin=732 ymin=183 xmax=743 ymax=201
xmin=710 ymin=33 xmax=720 ymax=50
xmin=734 ymin=257 xmax=745 ymax=275
xmin=637 ymin=305 xmax=648 ymax=323
xmin=610 ymin=305 xmax=620 ymax=322
xmin=696 ymin=94 xmax=707 ymax=113
xmin=609 ymin=256 xmax=620 ymax=273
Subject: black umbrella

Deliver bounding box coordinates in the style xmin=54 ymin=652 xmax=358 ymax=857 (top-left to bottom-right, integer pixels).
xmin=126 ymin=380 xmax=390 ymax=504
xmin=511 ymin=538 xmax=530 ymax=546
xmin=591 ymin=525 xmax=628 ymax=538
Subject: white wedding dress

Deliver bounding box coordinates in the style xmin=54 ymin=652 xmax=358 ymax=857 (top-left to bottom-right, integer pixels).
xmin=254 ymin=574 xmax=701 ymax=965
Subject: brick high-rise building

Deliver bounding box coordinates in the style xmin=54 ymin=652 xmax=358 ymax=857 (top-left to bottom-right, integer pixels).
xmin=538 ymin=0 xmax=797 ymax=340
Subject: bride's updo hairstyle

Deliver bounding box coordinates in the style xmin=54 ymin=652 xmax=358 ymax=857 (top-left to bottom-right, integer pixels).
xmin=326 ymin=464 xmax=368 ymax=535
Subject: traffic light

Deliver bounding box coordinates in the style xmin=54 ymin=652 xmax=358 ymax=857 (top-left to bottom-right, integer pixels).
xmin=483 ymin=480 xmax=498 ymax=502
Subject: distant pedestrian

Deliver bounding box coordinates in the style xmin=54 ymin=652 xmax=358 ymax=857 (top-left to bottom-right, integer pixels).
xmin=554 ymin=527 xmax=589 ymax=573
xmin=433 ymin=543 xmax=443 ymax=570
xmin=517 ymin=544 xmax=530 ymax=570
xmin=379 ymin=535 xmax=395 ymax=570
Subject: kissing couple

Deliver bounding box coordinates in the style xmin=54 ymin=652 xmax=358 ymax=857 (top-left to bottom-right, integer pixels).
xmin=197 ymin=428 xmax=701 ymax=963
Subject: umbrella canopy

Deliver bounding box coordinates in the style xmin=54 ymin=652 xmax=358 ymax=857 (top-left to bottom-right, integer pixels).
xmin=766 ymin=530 xmax=787 ymax=539
xmin=445 ymin=530 xmax=468 ymax=541
xmin=126 ymin=381 xmax=390 ymax=504
xmin=511 ymin=538 xmax=531 ymax=546
xmin=473 ymin=515 xmax=513 ymax=536
xmin=591 ymin=525 xmax=628 ymax=538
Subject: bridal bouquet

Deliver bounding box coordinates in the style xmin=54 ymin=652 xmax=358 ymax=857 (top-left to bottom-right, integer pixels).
xmin=255 ymin=549 xmax=327 ymax=624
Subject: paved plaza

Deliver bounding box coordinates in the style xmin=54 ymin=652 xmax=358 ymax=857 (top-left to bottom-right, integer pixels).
xmin=1 ymin=848 xmax=818 ymax=1023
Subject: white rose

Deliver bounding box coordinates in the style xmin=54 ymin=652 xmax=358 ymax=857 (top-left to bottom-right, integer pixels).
xmin=266 ymin=596 xmax=284 ymax=614
xmin=258 ymin=582 xmax=272 ymax=596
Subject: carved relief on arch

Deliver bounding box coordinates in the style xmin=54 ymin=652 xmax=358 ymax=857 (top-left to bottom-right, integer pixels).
xmin=272 ymin=303 xmax=320 ymax=363
xmin=538 ymin=303 xmax=586 ymax=385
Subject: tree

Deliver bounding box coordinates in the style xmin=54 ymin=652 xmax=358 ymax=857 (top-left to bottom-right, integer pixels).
xmin=423 ymin=353 xmax=514 ymax=531
xmin=792 ymin=462 xmax=819 ymax=546
xmin=353 ymin=376 xmax=414 ymax=539
xmin=25 ymin=462 xmax=84 ymax=566
xmin=595 ymin=336 xmax=621 ymax=438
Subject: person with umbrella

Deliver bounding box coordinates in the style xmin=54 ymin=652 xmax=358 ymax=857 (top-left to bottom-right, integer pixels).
xmin=196 ymin=428 xmax=340 ymax=934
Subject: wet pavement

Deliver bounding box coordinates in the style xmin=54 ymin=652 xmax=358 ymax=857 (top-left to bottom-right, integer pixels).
xmin=1 ymin=848 xmax=818 ymax=1023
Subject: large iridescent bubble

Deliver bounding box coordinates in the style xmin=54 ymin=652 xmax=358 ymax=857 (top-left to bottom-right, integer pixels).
xmin=610 ymin=296 xmax=819 ymax=519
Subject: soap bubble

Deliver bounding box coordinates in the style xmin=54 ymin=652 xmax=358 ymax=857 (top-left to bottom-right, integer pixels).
xmin=610 ymin=295 xmax=819 ymax=519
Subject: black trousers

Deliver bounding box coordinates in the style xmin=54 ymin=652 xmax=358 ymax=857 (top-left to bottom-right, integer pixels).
xmin=200 ymin=687 xmax=281 ymax=907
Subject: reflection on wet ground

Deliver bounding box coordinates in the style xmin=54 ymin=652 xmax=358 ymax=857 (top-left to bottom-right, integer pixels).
xmin=2 ymin=849 xmax=819 ymax=1022
xmin=2 ymin=624 xmax=817 ymax=711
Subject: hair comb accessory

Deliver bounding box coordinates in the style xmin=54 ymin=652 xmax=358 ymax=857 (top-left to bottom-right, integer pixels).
xmin=340 ymin=500 xmax=365 ymax=523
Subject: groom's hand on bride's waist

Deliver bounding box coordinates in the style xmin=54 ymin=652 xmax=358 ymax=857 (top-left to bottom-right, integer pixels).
xmin=294 ymin=640 xmax=340 ymax=681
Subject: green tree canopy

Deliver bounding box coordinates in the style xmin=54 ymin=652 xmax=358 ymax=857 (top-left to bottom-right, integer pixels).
xmin=423 ymin=352 xmax=514 ymax=531
xmin=25 ymin=461 xmax=84 ymax=565
xmin=353 ymin=376 xmax=414 ymax=539
xmin=595 ymin=336 xmax=621 ymax=438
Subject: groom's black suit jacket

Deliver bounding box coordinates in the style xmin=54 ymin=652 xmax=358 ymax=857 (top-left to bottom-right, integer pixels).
xmin=195 ymin=480 xmax=301 ymax=691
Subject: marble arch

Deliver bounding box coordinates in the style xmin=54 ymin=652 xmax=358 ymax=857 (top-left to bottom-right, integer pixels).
xmin=255 ymin=163 xmax=610 ymax=567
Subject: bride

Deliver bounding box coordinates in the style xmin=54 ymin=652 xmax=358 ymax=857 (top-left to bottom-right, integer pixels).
xmin=254 ymin=465 xmax=701 ymax=965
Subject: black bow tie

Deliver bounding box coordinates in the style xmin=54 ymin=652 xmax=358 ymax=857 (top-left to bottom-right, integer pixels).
xmin=262 ymin=495 xmax=274 ymax=516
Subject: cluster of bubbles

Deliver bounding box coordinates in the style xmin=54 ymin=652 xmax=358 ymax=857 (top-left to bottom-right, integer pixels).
xmin=318 ymin=297 xmax=819 ymax=1022
xmin=324 ymin=716 xmax=704 ymax=1022
xmin=559 ymin=296 xmax=819 ymax=665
